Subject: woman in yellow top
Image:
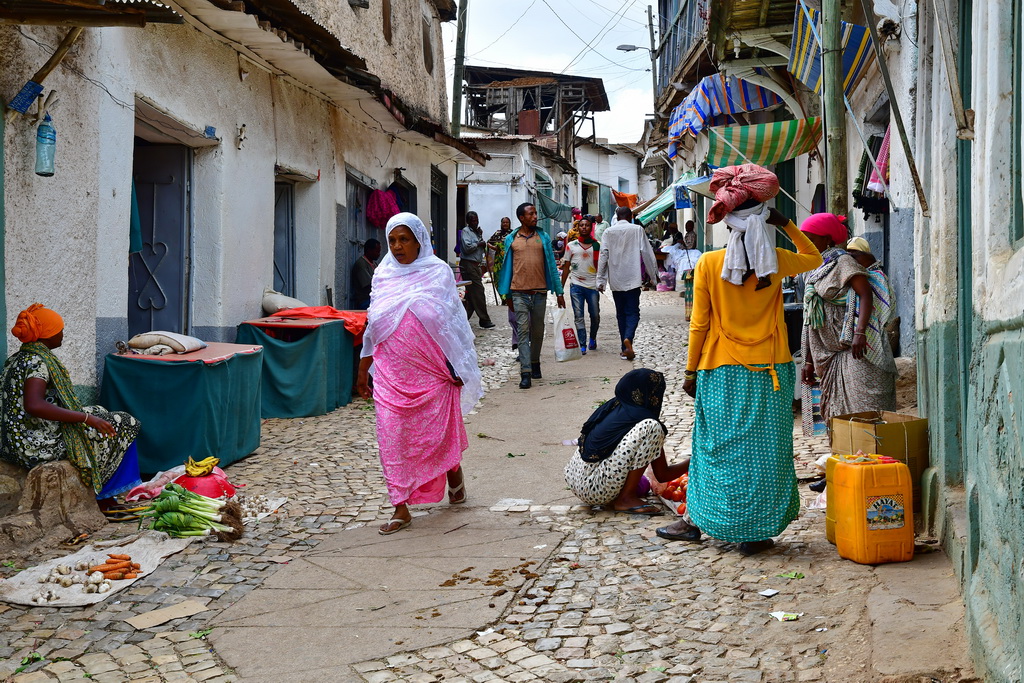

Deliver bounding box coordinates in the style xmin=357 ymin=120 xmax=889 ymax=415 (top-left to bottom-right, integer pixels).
xmin=656 ymin=200 xmax=822 ymax=555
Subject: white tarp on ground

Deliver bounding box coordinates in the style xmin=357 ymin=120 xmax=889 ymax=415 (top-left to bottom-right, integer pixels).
xmin=0 ymin=531 xmax=191 ymax=607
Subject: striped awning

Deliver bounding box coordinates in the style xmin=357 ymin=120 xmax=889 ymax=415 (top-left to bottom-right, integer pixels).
xmin=706 ymin=118 xmax=823 ymax=167
xmin=668 ymin=73 xmax=783 ymax=143
xmin=788 ymin=3 xmax=874 ymax=96
xmin=636 ymin=172 xmax=698 ymax=225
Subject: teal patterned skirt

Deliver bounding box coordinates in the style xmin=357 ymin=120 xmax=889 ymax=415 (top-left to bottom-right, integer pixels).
xmin=687 ymin=362 xmax=800 ymax=543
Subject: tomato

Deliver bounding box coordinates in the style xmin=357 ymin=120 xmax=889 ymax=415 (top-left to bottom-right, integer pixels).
xmin=677 ymin=502 xmax=687 ymax=515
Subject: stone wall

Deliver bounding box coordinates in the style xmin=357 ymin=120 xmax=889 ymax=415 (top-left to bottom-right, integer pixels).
xmin=913 ymin=1 xmax=1024 ymax=679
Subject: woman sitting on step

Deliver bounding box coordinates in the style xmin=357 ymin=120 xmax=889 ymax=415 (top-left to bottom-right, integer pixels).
xmin=0 ymin=303 xmax=142 ymax=503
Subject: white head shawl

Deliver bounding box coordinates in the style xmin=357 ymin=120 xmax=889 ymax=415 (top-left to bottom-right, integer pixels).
xmin=361 ymin=213 xmax=483 ymax=414
xmin=721 ymin=203 xmax=777 ymax=285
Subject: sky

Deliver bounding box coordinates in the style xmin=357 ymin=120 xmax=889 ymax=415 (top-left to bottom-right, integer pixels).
xmin=441 ymin=0 xmax=657 ymax=144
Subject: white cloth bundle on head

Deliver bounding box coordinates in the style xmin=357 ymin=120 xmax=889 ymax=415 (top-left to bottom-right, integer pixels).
xmin=361 ymin=212 xmax=483 ymax=414
xmin=721 ymin=203 xmax=777 ymax=286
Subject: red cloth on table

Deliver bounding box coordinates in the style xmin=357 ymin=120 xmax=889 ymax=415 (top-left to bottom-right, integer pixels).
xmin=706 ymin=164 xmax=780 ymax=224
xmin=273 ymin=307 xmax=368 ymax=345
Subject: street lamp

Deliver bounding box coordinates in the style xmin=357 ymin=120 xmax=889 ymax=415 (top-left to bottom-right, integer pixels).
xmin=616 ymin=44 xmax=658 ymax=110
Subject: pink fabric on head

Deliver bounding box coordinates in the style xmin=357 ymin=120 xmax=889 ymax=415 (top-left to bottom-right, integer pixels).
xmin=373 ymin=311 xmax=468 ymax=506
xmin=707 ymin=164 xmax=780 ymax=224
xmin=800 ymin=213 xmax=849 ymax=244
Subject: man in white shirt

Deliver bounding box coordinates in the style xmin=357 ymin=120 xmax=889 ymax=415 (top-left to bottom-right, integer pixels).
xmin=597 ymin=207 xmax=658 ymax=360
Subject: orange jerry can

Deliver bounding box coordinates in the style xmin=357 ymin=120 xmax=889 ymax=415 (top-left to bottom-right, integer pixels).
xmin=832 ymin=459 xmax=915 ymax=564
xmin=825 ymin=453 xmax=885 ymax=544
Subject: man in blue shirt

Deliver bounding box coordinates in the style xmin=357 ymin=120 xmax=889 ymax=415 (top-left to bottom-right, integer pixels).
xmin=497 ymin=203 xmax=565 ymax=388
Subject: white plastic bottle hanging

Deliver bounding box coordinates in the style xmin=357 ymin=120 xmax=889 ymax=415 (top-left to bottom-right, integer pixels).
xmin=35 ymin=113 xmax=56 ymax=177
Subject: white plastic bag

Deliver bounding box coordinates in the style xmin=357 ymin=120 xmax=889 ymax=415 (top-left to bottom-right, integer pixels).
xmin=552 ymin=307 xmax=582 ymax=362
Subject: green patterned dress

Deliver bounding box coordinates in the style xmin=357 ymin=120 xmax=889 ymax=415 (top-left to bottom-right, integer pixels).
xmin=686 ymin=362 xmax=801 ymax=543
xmin=0 ymin=344 xmax=141 ymax=496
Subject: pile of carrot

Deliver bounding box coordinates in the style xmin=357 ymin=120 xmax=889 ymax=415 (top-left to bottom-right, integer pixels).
xmin=89 ymin=553 xmax=141 ymax=581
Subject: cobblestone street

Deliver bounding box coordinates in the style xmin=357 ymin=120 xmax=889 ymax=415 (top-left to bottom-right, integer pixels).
xmin=0 ymin=293 xmax=971 ymax=683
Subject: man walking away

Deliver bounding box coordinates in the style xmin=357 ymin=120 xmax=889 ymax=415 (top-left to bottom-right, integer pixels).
xmin=497 ymin=202 xmax=566 ymax=389
xmin=459 ymin=211 xmax=494 ymax=328
xmin=351 ymin=238 xmax=381 ymax=309
xmin=597 ymin=206 xmax=657 ymax=361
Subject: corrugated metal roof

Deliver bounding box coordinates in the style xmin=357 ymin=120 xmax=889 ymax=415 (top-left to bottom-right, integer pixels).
xmin=0 ymin=0 xmax=182 ymax=25
xmin=464 ymin=65 xmax=610 ymax=112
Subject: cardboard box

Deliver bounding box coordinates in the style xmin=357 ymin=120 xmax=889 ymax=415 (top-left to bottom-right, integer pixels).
xmin=830 ymin=411 xmax=929 ymax=509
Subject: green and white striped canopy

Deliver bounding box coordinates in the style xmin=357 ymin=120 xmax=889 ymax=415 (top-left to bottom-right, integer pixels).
xmin=707 ymin=118 xmax=822 ymax=167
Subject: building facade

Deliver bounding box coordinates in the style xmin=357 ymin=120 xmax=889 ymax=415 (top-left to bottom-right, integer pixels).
xmin=912 ymin=1 xmax=1024 ymax=678
xmin=0 ymin=0 xmax=482 ymax=393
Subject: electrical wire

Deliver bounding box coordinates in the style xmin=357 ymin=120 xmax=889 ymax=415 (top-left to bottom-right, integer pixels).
xmin=465 ymin=0 xmax=539 ymax=58
xmin=582 ymin=0 xmax=648 ymax=27
xmin=537 ymin=0 xmax=645 ymax=71
xmin=561 ymin=0 xmax=637 ymax=73
xmin=15 ymin=27 xmax=133 ymax=110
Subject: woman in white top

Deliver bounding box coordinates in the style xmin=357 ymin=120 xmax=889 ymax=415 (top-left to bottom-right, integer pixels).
xmin=560 ymin=218 xmax=601 ymax=353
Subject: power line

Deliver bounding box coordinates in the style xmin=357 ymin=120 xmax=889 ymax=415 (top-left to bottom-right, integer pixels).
xmin=583 ymin=0 xmax=648 ymax=26
xmin=561 ymin=0 xmax=637 ymax=73
xmin=537 ymin=0 xmax=644 ymax=72
xmin=465 ymin=0 xmax=539 ymax=58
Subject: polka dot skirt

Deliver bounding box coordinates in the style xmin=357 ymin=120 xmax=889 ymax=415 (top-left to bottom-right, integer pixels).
xmin=564 ymin=419 xmax=665 ymax=505
xmin=687 ymin=362 xmax=801 ymax=543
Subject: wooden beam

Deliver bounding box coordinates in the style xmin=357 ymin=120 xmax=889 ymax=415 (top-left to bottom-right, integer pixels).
xmin=36 ymin=0 xmax=112 ymax=10
xmin=757 ymin=0 xmax=771 ymax=27
xmin=0 ymin=12 xmax=146 ymax=26
xmin=4 ymin=26 xmax=83 ymax=123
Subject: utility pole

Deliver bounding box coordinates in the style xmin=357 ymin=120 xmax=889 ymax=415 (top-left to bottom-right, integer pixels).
xmin=821 ymin=0 xmax=848 ymax=215
xmin=451 ymin=0 xmax=469 ymax=137
xmin=647 ymin=4 xmax=658 ymax=106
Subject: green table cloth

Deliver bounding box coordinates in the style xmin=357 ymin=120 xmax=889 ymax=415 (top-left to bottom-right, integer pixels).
xmin=235 ymin=320 xmax=354 ymax=419
xmin=99 ymin=344 xmax=263 ymax=475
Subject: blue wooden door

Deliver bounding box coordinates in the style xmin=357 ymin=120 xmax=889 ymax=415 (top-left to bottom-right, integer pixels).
xmin=129 ymin=144 xmax=191 ymax=335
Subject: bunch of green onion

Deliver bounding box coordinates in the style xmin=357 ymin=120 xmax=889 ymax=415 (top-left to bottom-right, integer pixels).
xmin=139 ymin=483 xmax=244 ymax=541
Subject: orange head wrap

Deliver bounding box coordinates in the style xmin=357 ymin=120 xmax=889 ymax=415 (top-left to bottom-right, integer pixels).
xmin=11 ymin=303 xmax=64 ymax=343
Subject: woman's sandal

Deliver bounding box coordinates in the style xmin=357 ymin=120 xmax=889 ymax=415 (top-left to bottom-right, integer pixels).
xmin=379 ymin=517 xmax=412 ymax=535
xmin=448 ymin=481 xmax=467 ymax=505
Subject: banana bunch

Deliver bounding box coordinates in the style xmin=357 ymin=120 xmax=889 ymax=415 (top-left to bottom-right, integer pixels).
xmin=184 ymin=456 xmax=220 ymax=477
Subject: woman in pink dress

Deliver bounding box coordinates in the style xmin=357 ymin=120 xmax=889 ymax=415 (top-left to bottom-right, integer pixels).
xmin=355 ymin=213 xmax=483 ymax=535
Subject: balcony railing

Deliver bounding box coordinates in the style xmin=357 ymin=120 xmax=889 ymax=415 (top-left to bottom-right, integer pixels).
xmin=656 ymin=0 xmax=710 ymax=102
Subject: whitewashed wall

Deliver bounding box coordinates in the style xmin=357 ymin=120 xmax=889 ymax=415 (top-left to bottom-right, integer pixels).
xmin=1 ymin=17 xmax=459 ymax=389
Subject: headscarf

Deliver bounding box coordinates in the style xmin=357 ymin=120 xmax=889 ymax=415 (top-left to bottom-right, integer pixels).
xmin=707 ymin=164 xmax=780 ymax=224
xmin=800 ymin=213 xmax=849 ymax=245
xmin=845 ymin=236 xmax=872 ymax=255
xmin=721 ymin=203 xmax=777 ymax=286
xmin=362 ymin=213 xmax=483 ymax=414
xmin=11 ymin=303 xmax=64 ymax=343
xmin=578 ymin=369 xmax=667 ymax=463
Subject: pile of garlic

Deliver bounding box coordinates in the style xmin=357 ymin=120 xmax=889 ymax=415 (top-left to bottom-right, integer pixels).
xmin=32 ymin=561 xmax=112 ymax=603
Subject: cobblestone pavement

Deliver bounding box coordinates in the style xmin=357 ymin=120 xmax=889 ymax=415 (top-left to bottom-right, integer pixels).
xmin=0 ymin=292 xmax=948 ymax=682
xmin=345 ymin=293 xmax=886 ymax=683
xmin=0 ymin=326 xmax=518 ymax=683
